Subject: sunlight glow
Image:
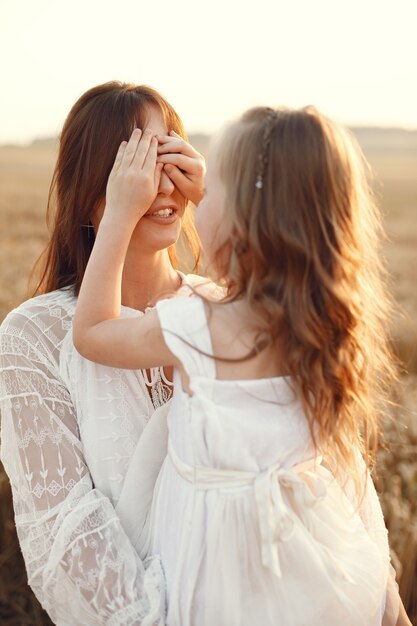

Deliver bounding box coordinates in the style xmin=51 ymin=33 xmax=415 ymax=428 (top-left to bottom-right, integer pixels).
xmin=1 ymin=0 xmax=416 ymax=143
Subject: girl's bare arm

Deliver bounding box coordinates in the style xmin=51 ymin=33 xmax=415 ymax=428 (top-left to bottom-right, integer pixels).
xmin=73 ymin=128 xmax=177 ymax=371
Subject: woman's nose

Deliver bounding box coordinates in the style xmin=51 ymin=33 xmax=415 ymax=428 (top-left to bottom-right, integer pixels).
xmin=158 ymin=168 xmax=175 ymax=196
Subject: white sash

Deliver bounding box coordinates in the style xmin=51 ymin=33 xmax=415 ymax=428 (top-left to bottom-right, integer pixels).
xmin=168 ymin=439 xmax=325 ymax=578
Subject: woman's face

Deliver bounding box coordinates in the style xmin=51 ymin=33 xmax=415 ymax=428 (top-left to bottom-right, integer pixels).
xmin=93 ymin=106 xmax=187 ymax=255
xmin=195 ymin=147 xmax=226 ymax=267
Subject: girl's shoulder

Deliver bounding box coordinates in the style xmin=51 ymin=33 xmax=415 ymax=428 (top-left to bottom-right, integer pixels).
xmin=179 ymin=273 xmax=225 ymax=301
xmin=155 ymin=291 xmax=207 ymax=329
xmin=155 ymin=293 xmax=214 ymax=378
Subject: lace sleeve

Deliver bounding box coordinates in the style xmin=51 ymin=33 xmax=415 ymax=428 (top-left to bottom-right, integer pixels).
xmin=0 ymin=293 xmax=165 ymax=626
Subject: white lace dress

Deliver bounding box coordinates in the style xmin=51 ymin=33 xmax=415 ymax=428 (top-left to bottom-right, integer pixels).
xmin=0 ymin=274 xmax=203 ymax=626
xmin=139 ymin=295 xmax=399 ymax=626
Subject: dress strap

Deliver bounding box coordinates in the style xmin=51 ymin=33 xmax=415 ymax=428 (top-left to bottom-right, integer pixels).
xmin=155 ymin=296 xmax=216 ymax=380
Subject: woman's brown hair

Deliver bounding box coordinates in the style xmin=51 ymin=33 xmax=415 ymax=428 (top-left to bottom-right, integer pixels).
xmin=209 ymin=106 xmax=397 ymax=490
xmin=33 ymin=81 xmax=200 ymax=296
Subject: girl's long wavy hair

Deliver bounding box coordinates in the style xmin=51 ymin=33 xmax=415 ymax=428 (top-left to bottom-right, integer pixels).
xmin=33 ymin=81 xmax=200 ymax=296
xmin=210 ymin=106 xmax=396 ymax=487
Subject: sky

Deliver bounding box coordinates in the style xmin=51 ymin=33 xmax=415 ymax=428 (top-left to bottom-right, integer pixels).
xmin=1 ymin=0 xmax=416 ymax=144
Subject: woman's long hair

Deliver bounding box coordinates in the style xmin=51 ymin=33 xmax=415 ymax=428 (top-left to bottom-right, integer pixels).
xmin=210 ymin=106 xmax=397 ymax=487
xmin=33 ymin=81 xmax=200 ymax=296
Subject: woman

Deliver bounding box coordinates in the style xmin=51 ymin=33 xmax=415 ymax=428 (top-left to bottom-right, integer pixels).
xmin=0 ymin=81 xmax=206 ymax=625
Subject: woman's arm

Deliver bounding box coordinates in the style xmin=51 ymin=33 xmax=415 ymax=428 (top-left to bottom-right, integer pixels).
xmin=394 ymin=602 xmax=413 ymax=626
xmin=0 ymin=298 xmax=165 ymax=625
xmin=73 ymin=128 xmax=179 ymax=372
xmin=347 ymin=455 xmax=412 ymax=626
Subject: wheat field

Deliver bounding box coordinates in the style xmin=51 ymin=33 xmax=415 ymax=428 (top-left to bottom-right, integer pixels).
xmin=0 ymin=130 xmax=416 ymax=624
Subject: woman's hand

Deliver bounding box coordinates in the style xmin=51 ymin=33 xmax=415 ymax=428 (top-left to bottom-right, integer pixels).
xmin=105 ymin=128 xmax=163 ymax=228
xmin=156 ymin=131 xmax=206 ymax=205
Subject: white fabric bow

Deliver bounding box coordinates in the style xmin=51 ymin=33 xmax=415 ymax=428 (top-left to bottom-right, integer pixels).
xmin=168 ymin=439 xmax=325 ymax=578
xmin=254 ymin=458 xmax=326 ymax=577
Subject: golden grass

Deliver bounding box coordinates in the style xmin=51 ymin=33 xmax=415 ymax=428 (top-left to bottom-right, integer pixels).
xmin=0 ymin=133 xmax=416 ymax=624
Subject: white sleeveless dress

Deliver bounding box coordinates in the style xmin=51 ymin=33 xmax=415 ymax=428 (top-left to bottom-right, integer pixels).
xmin=145 ymin=295 xmax=390 ymax=626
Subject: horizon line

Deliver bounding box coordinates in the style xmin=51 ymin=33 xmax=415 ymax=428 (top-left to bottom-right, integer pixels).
xmin=1 ymin=124 xmax=417 ymax=149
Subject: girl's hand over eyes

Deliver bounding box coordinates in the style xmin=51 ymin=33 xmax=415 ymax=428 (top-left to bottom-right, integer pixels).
xmin=105 ymin=128 xmax=163 ymax=228
xmin=157 ymin=131 xmax=206 ymax=205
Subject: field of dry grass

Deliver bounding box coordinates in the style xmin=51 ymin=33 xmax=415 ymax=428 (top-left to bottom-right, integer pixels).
xmin=0 ymin=130 xmax=416 ymax=624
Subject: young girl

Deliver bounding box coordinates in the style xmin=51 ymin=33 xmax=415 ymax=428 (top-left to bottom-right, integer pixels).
xmin=73 ymin=108 xmax=408 ymax=625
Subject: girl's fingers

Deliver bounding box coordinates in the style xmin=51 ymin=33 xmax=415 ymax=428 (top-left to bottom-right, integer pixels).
xmin=157 ymin=136 xmax=197 ymax=158
xmin=164 ymin=163 xmax=191 ymax=191
xmin=156 ymin=133 xmax=180 ymax=144
xmin=163 ymin=163 xmax=186 ymax=180
xmin=154 ymin=161 xmax=164 ymax=189
xmin=121 ymin=128 xmax=142 ymax=167
xmin=111 ymin=141 xmax=127 ymax=174
xmin=164 ymin=164 xmax=205 ymax=206
xmin=133 ymin=128 xmax=154 ymax=169
xmin=157 ymin=152 xmax=201 ymax=174
xmin=142 ymin=136 xmax=158 ymax=172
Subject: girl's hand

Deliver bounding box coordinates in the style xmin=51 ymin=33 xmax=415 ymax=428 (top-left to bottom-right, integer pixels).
xmin=156 ymin=131 xmax=206 ymax=205
xmin=105 ymin=128 xmax=163 ymax=228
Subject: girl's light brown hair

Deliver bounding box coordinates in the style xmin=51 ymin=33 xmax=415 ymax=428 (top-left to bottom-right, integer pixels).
xmin=33 ymin=81 xmax=200 ymax=296
xmin=211 ymin=106 xmax=397 ymax=487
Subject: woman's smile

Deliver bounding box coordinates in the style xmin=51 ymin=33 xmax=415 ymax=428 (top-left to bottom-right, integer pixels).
xmin=143 ymin=204 xmax=180 ymax=225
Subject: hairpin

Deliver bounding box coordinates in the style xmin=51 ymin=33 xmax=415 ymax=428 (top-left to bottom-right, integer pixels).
xmin=255 ymin=108 xmax=277 ymax=190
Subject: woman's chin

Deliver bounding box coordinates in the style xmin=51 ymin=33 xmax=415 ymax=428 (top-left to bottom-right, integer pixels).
xmin=131 ymin=218 xmax=182 ymax=253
